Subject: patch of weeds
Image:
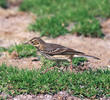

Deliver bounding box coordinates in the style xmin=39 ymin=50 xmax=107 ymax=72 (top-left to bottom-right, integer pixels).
xmin=72 ymin=57 xmax=87 ymax=67
xmin=72 ymin=18 xmax=104 ymax=37
xmin=19 ymin=0 xmax=107 ymax=38
xmin=29 ymin=16 xmax=68 ymax=38
xmin=0 ymin=47 xmax=7 ymax=52
xmin=40 ymin=57 xmax=57 ymax=69
xmin=0 ymin=0 xmax=7 ymax=8
xmin=8 ymin=44 xmax=37 ymax=58
xmin=0 ymin=64 xmax=110 ymax=99
xmin=40 ymin=56 xmax=87 ymax=69
xmin=0 ymin=47 xmax=7 ymax=57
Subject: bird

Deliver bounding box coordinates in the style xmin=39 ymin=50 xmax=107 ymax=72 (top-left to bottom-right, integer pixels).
xmin=24 ymin=37 xmax=100 ymax=71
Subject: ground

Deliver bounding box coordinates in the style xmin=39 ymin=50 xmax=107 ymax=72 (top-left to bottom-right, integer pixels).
xmin=0 ymin=8 xmax=110 ymax=70
xmin=0 ymin=7 xmax=110 ymax=100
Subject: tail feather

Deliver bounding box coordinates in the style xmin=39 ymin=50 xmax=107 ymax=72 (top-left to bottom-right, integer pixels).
xmin=84 ymin=54 xmax=100 ymax=60
xmin=74 ymin=54 xmax=100 ymax=60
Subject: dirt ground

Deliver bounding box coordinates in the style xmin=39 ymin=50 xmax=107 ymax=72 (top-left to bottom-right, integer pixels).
xmin=0 ymin=8 xmax=110 ymax=70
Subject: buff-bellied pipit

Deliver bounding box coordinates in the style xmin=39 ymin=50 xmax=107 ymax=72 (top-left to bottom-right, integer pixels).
xmin=24 ymin=37 xmax=100 ymax=71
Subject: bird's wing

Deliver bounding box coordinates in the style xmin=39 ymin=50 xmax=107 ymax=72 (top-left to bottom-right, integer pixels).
xmin=44 ymin=44 xmax=68 ymax=55
xmin=44 ymin=43 xmax=85 ymax=55
xmin=42 ymin=43 xmax=100 ymax=60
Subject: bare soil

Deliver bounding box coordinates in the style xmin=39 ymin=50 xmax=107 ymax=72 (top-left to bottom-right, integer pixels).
xmin=0 ymin=7 xmax=110 ymax=100
xmin=0 ymin=8 xmax=110 ymax=70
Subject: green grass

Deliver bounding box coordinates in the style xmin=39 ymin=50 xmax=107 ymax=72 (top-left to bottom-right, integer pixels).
xmin=29 ymin=16 xmax=69 ymax=37
xmin=0 ymin=47 xmax=7 ymax=53
xmin=19 ymin=0 xmax=109 ymax=38
xmin=41 ymin=56 xmax=87 ymax=69
xmin=0 ymin=64 xmax=110 ymax=99
xmin=0 ymin=44 xmax=37 ymax=58
xmin=0 ymin=0 xmax=7 ymax=8
xmin=72 ymin=18 xmax=104 ymax=37
xmin=7 ymin=44 xmax=37 ymax=58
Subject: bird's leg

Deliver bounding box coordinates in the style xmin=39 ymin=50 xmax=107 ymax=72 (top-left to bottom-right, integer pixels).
xmin=70 ymin=59 xmax=73 ymax=72
xmin=56 ymin=60 xmax=61 ymax=67
xmin=69 ymin=55 xmax=73 ymax=72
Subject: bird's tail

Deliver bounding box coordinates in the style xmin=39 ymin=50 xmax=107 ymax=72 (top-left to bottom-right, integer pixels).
xmin=74 ymin=54 xmax=100 ymax=60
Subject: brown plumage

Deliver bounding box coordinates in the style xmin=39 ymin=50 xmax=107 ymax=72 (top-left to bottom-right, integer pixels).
xmin=25 ymin=37 xmax=100 ymax=71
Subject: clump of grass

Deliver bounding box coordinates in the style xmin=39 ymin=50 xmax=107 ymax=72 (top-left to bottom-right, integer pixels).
xmin=0 ymin=47 xmax=7 ymax=52
xmin=0 ymin=0 xmax=7 ymax=8
xmin=40 ymin=57 xmax=57 ymax=69
xmin=8 ymin=44 xmax=37 ymax=58
xmin=41 ymin=56 xmax=87 ymax=69
xmin=72 ymin=18 xmax=104 ymax=37
xmin=19 ymin=0 xmax=108 ymax=38
xmin=72 ymin=57 xmax=87 ymax=67
xmin=0 ymin=64 xmax=110 ymax=99
xmin=29 ymin=16 xmax=68 ymax=38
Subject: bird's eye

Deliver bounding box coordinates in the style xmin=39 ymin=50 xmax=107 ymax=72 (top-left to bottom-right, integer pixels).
xmin=31 ymin=41 xmax=34 ymax=44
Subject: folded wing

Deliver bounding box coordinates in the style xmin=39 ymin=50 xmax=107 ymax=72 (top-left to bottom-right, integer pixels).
xmin=44 ymin=43 xmax=85 ymax=55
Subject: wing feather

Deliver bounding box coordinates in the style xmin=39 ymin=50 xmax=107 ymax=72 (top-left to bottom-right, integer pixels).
xmin=43 ymin=43 xmax=85 ymax=55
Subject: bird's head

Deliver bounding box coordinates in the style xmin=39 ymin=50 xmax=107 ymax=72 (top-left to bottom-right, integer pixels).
xmin=24 ymin=37 xmax=45 ymax=49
